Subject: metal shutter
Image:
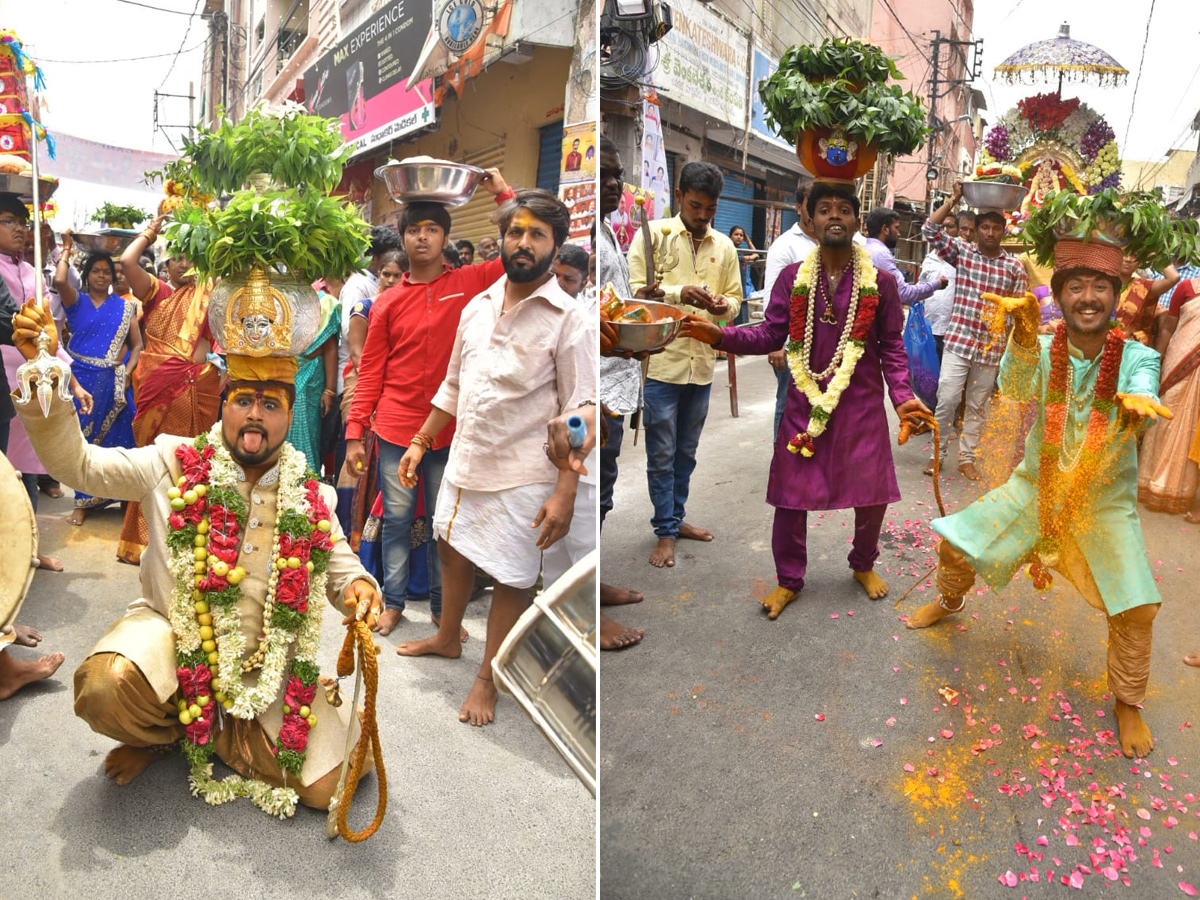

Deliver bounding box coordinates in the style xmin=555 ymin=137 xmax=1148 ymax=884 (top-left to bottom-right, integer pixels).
xmin=711 ymin=167 xmax=756 ymax=242
xmin=537 ymin=120 xmax=564 ymax=193
xmin=447 ymin=143 xmax=506 ymax=246
xmin=780 ymin=207 xmax=798 ymax=233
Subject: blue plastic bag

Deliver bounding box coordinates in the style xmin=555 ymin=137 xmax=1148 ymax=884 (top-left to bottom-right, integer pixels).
xmin=904 ymin=301 xmax=940 ymax=409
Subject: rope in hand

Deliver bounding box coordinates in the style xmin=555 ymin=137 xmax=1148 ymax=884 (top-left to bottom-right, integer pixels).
xmin=894 ymin=411 xmax=945 ymax=609
xmin=332 ymin=619 xmax=386 ymax=842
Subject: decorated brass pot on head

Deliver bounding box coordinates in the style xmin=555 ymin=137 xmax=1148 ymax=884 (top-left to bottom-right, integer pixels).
xmin=758 ymin=38 xmax=929 ymax=184
xmin=208 ymin=266 xmax=322 ymax=382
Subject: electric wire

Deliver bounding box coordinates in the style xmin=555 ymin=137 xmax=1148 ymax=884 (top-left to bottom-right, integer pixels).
xmin=157 ymin=0 xmax=204 ymax=91
xmin=1121 ymin=0 xmax=1158 ymax=151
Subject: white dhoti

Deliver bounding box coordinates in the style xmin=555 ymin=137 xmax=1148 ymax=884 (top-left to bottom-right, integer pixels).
xmin=433 ymin=479 xmax=553 ymax=589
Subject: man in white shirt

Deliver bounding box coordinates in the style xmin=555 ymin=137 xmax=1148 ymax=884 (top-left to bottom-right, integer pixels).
xmin=393 ymin=190 xmax=597 ymax=726
xmin=762 ymin=179 xmax=818 ymax=438
xmin=917 ymin=213 xmax=960 ymax=361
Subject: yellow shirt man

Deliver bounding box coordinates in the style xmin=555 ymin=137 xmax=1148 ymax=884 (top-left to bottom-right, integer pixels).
xmin=627 ymin=214 xmax=742 ymax=386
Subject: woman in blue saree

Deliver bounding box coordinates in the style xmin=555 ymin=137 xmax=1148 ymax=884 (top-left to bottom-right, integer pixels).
xmin=53 ymin=236 xmax=142 ymax=524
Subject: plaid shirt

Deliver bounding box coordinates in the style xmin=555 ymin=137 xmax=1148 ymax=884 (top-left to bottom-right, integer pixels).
xmin=922 ymin=219 xmax=1027 ymax=366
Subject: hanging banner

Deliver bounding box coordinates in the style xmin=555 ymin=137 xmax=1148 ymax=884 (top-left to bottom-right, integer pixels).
xmin=561 ymin=182 xmax=596 ymax=248
xmin=640 ymin=98 xmax=670 ymax=219
xmin=36 ymin=132 xmax=177 ymax=192
xmin=608 ymin=183 xmax=655 ymax=253
xmin=655 ymin=0 xmax=749 ymax=128
xmin=560 ymin=121 xmax=596 ymax=186
xmin=303 ymin=0 xmax=437 ymax=156
xmin=404 ymin=0 xmax=515 ymax=104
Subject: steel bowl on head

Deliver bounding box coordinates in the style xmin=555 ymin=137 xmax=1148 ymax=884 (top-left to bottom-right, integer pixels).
xmin=373 ymin=158 xmax=487 ymax=208
xmin=961 ymin=180 xmax=1027 ymax=212
xmin=609 ymin=300 xmax=686 ymax=353
xmin=70 ymin=229 xmax=141 ymax=257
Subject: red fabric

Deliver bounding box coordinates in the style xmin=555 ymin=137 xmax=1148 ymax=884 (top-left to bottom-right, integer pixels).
xmin=344 ymin=256 xmax=505 ymax=447
xmin=1169 ymin=278 xmax=1199 ymax=319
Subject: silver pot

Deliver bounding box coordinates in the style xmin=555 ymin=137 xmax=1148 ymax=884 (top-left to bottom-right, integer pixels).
xmin=373 ymin=159 xmax=486 ymax=207
xmin=961 ymin=180 xmax=1027 ymax=211
xmin=71 ymin=230 xmax=141 ymax=256
xmin=608 ymin=300 xmax=686 ymax=353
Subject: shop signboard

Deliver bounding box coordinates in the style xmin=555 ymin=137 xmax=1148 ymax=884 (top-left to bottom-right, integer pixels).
xmin=303 ymin=0 xmax=437 ymax=156
xmin=749 ymin=46 xmax=791 ymax=151
xmin=654 ymin=0 xmax=749 ymax=128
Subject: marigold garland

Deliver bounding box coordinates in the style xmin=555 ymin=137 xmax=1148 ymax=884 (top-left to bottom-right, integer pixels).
xmin=1027 ymin=324 xmax=1124 ymax=590
xmin=784 ymin=244 xmax=879 ymax=456
xmin=166 ymin=425 xmax=335 ymax=817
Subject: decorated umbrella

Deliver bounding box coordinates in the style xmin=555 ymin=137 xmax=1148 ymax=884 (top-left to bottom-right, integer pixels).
xmin=994 ymin=22 xmax=1128 ymax=94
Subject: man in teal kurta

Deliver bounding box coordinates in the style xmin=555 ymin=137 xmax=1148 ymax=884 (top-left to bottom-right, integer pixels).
xmin=905 ymin=234 xmax=1170 ymax=760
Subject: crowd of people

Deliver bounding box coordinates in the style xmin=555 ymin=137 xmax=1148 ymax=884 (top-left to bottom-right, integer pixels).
xmin=598 ymin=122 xmax=1200 ymax=758
xmin=0 ymin=172 xmax=600 ymax=768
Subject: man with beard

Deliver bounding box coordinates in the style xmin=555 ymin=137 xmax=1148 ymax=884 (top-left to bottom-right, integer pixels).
xmin=117 ymin=217 xmax=223 ymax=563
xmin=905 ymin=208 xmax=1171 ymax=761
xmin=627 ymin=161 xmax=742 ymax=568
xmin=681 ymin=182 xmax=929 ymax=618
xmin=9 ymin=294 xmax=383 ymax=814
xmin=865 ymin=207 xmax=945 ymax=306
xmin=393 ymin=189 xmax=597 ymax=726
xmin=345 ymin=169 xmax=513 ymax=637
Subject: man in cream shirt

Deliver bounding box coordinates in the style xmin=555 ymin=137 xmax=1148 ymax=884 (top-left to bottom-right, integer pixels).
xmin=628 ymin=161 xmax=741 ymax=568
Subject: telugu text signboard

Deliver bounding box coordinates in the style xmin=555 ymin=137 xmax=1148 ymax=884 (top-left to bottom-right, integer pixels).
xmin=654 ymin=0 xmax=749 ymax=128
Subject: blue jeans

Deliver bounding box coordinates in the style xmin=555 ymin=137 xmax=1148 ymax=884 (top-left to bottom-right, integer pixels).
xmin=643 ymin=379 xmax=711 ymax=538
xmin=377 ymin=437 xmax=448 ymax=614
xmin=773 ymin=365 xmax=789 ymax=440
xmin=599 ymin=414 xmax=624 ymax=528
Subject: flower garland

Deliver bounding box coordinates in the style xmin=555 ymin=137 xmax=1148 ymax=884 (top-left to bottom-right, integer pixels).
xmin=166 ymin=423 xmax=335 ymax=818
xmin=1026 ymin=323 xmax=1124 ymax=591
xmin=784 ymin=244 xmax=879 ymax=456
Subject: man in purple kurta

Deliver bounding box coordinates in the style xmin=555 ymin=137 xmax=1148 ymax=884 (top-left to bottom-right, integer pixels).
xmin=682 ymin=182 xmax=929 ymax=619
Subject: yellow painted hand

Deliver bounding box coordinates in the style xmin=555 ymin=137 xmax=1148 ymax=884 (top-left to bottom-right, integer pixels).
xmin=983 ymin=291 xmax=1040 ymax=348
xmin=1116 ymin=392 xmax=1172 ymax=428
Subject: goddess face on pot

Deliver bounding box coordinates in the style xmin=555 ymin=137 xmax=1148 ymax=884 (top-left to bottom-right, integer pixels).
xmin=241 ymin=313 xmax=273 ymax=348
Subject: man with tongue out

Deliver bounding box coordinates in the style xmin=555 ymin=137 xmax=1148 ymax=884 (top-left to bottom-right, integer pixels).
xmin=905 ymin=213 xmax=1172 ymax=761
xmin=9 ymin=298 xmax=384 ymax=810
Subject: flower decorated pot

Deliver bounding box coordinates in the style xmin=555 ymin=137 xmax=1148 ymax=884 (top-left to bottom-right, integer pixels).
xmin=796 ymin=126 xmax=878 ymax=182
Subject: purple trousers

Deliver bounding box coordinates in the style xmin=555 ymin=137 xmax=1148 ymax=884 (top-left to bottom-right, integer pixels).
xmin=771 ymin=504 xmax=888 ymax=591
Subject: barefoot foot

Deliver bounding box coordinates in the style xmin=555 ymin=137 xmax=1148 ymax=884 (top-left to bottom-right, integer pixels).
xmin=1185 ymin=651 xmax=1200 ymax=667
xmin=1114 ymin=700 xmax=1154 ymax=758
xmin=67 ymin=508 xmax=87 ymax=526
xmin=459 ymin=675 xmax=498 ymax=726
xmin=373 ymin=607 xmax=403 ymax=636
xmin=600 ymin=583 xmax=645 ymax=606
xmin=13 ymin=624 xmax=42 ymax=647
xmin=678 ymin=522 xmax=713 ymax=542
xmin=396 ymin=633 xmax=463 ymax=658
xmin=36 ymin=555 xmax=63 ymax=572
xmin=0 ymin=651 xmax=65 ymax=700
xmin=103 ymin=744 xmax=160 ymax=785
xmin=431 ymin=614 xmax=468 ymax=643
xmin=853 ymin=569 xmax=889 ymax=600
xmin=649 ymin=538 xmax=675 ymax=568
xmin=760 ymin=586 xmax=798 ymax=621
xmin=600 ymin=614 xmax=644 ymax=650
xmin=905 ymin=597 xmax=963 ymax=629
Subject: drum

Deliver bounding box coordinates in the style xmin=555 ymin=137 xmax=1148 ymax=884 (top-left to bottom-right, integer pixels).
xmin=0 ymin=450 xmax=38 ymax=646
xmin=492 ymin=550 xmax=597 ymax=796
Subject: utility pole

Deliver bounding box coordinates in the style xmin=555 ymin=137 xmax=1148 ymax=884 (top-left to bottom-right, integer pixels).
xmin=926 ymin=30 xmax=941 ymax=215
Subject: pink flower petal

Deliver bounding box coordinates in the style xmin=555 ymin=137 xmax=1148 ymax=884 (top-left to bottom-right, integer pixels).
xmin=1139 ymin=808 xmax=1152 ymax=820
xmin=872 ymin=739 xmax=883 ymax=748
xmin=1000 ymin=870 xmax=1018 ymax=888
xmin=815 ymin=714 xmax=825 ymax=721
xmin=1068 ymin=870 xmax=1084 ymax=889
xmin=1180 ymin=882 xmax=1198 ymax=896
xmin=940 ymin=729 xmax=954 ymax=739
xmin=903 ymin=763 xmax=915 ymax=772
xmin=830 ymin=613 xmax=839 ymax=619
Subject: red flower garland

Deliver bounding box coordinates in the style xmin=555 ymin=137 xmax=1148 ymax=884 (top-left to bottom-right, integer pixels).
xmin=1018 ymin=92 xmax=1080 ymax=133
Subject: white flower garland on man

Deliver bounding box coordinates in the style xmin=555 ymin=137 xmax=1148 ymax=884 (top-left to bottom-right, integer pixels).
xmin=784 ymin=243 xmax=880 ymax=456
xmin=165 ymin=423 xmax=335 ymax=818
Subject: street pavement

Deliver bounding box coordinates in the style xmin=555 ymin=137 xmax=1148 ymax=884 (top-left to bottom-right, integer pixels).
xmin=1 ymin=497 xmax=595 ymax=900
xmin=600 ymin=356 xmax=1200 ymax=899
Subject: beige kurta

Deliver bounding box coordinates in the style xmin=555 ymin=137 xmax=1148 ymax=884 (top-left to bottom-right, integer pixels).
xmin=15 ymin=389 xmax=377 ymax=786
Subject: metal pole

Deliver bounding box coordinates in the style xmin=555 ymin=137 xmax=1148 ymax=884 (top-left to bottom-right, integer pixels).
xmin=24 ymin=71 xmax=43 ymax=300
xmin=926 ymin=32 xmax=941 ymax=217
xmin=188 ymin=81 xmax=195 ymax=141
